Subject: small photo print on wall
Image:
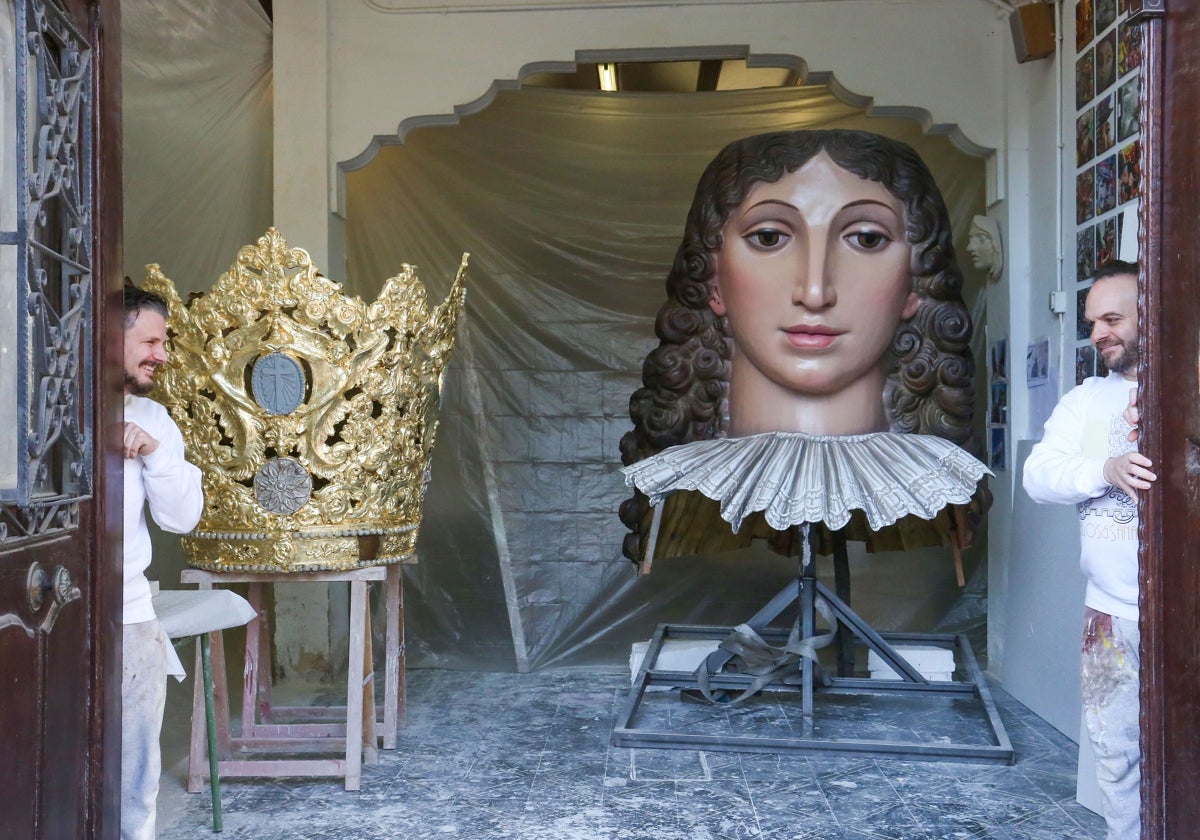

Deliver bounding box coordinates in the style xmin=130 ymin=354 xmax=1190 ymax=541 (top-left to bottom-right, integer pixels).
xmin=1027 ymin=338 xmax=1050 ymax=386
xmin=1096 ymin=29 xmax=1118 ymax=92
xmin=1076 ymin=0 xmax=1095 ymax=52
xmin=1096 ymin=216 xmax=1117 ymax=265
xmin=1077 ymin=227 xmax=1096 ymax=281
xmin=1076 ymin=110 xmax=1096 ymax=166
xmin=1095 ymin=94 xmax=1116 ymax=155
xmin=1077 ymin=168 xmax=1096 ymax=223
xmin=990 ymin=337 xmax=1008 ymax=382
xmin=990 ymin=381 xmax=1008 ymax=424
xmin=989 ymin=426 xmax=1007 ymax=472
xmin=1118 ymin=20 xmax=1142 ymax=76
xmin=1076 ymin=343 xmax=1098 ymax=385
xmin=1119 ymin=141 xmax=1141 ymax=204
xmin=1076 ymin=286 xmax=1093 ymax=339
xmin=1076 ymin=49 xmax=1095 ymax=108
xmin=1096 ymin=156 xmax=1117 ymax=215
xmin=1095 ymin=0 xmax=1117 ymax=35
xmin=1117 ymin=75 xmax=1140 ymax=141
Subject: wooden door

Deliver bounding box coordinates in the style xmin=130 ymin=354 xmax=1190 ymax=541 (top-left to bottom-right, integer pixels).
xmin=1133 ymin=0 xmax=1200 ymax=837
xmin=0 ymin=0 xmax=121 ymax=837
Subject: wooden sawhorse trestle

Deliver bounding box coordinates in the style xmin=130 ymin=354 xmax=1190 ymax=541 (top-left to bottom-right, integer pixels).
xmin=181 ymin=561 xmax=410 ymax=792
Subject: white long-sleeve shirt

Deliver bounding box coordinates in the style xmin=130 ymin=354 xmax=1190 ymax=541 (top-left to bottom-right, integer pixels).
xmin=123 ymin=394 xmax=204 ymax=625
xmin=1022 ymin=372 xmax=1139 ymax=620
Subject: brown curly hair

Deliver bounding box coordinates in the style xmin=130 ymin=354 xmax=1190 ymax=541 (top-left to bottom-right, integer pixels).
xmin=618 ymin=129 xmax=979 ymax=563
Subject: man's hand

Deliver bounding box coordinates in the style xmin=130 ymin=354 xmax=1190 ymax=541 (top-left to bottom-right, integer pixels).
xmin=1123 ymin=387 xmax=1141 ymax=442
xmin=1102 ymin=451 xmax=1156 ymax=501
xmin=123 ymin=422 xmax=160 ymax=459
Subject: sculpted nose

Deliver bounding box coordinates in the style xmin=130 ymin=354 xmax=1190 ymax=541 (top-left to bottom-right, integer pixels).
xmin=793 ymin=237 xmax=836 ymax=309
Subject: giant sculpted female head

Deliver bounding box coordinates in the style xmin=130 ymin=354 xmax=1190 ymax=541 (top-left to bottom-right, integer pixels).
xmin=618 ymin=129 xmax=978 ymax=560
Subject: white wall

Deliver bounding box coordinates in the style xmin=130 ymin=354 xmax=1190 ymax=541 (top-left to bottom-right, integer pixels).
xmin=985 ymin=10 xmax=1067 ymax=691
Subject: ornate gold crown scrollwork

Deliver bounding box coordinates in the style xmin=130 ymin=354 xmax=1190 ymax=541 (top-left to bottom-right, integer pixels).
xmin=144 ymin=227 xmax=467 ymax=573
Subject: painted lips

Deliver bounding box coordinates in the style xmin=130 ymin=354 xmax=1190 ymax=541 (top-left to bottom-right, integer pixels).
xmin=783 ymin=325 xmax=843 ymax=350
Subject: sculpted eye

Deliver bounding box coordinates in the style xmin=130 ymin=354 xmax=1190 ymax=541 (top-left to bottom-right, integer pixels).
xmin=846 ymin=229 xmax=891 ymax=251
xmin=743 ymin=227 xmax=788 ymax=250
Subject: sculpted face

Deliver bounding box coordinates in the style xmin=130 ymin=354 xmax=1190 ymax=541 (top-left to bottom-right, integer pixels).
xmin=124 ymin=309 xmax=169 ymax=395
xmin=1085 ymin=273 xmax=1140 ymax=380
xmin=709 ymin=153 xmax=918 ymax=435
xmin=967 ymin=229 xmax=994 ymax=269
xmin=966 ymin=217 xmax=1002 ymax=280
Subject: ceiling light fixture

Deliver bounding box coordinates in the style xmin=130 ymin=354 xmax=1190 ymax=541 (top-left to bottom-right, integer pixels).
xmin=597 ymin=63 xmax=618 ymax=92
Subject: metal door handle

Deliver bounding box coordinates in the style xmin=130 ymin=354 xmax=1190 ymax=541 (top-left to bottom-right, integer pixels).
xmin=26 ymin=563 xmax=79 ymax=613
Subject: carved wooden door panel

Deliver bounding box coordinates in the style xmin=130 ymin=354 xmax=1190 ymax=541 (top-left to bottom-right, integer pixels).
xmin=0 ymin=0 xmax=121 ymax=837
xmin=1135 ymin=1 xmax=1200 ymax=836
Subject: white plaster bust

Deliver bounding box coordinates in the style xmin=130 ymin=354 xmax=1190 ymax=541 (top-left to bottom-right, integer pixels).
xmin=967 ymin=215 xmax=1003 ymax=283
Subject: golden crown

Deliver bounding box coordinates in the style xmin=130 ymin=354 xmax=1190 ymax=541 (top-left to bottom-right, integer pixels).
xmin=143 ymin=228 xmax=467 ymax=573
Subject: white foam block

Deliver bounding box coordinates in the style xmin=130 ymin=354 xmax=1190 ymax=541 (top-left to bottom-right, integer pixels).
xmin=868 ymin=645 xmax=956 ymax=681
xmin=630 ymin=639 xmax=722 ymax=683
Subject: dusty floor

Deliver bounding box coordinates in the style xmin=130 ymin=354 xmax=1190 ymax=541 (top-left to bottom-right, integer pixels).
xmin=155 ymin=665 xmax=1104 ymax=839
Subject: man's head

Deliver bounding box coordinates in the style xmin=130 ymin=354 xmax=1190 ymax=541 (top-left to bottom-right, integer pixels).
xmin=123 ymin=285 xmax=170 ymax=395
xmin=1084 ymin=260 xmax=1140 ymax=380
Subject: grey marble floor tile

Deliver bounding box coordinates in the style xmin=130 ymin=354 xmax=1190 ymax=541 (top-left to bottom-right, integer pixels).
xmin=156 ymin=667 xmax=1108 ymax=839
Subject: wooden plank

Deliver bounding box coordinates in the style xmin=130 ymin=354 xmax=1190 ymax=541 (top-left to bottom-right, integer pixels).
xmin=241 ymin=584 xmax=264 ymax=738
xmin=215 ymin=759 xmax=346 ymax=778
xmin=233 ymin=724 xmax=347 ymax=740
xmin=362 ymin=602 xmax=378 ymax=766
xmin=344 ymin=579 xmax=367 ymax=790
xmin=383 ymin=562 xmax=403 ymax=748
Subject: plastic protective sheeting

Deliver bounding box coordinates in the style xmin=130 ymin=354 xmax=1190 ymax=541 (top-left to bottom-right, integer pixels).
xmin=121 ymin=0 xmax=272 ymax=290
xmin=345 ymin=85 xmax=989 ymax=672
xmin=119 ymin=0 xmax=274 ymax=623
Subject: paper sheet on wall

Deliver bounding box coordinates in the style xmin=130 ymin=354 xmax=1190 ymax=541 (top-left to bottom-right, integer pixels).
xmin=1119 ymin=203 xmax=1138 ymax=261
xmin=1029 ymin=362 xmax=1059 ymax=435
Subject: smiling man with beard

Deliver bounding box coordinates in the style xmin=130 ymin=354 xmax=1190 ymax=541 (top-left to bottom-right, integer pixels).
xmin=1023 ymin=260 xmax=1156 ymax=839
xmin=120 ymin=285 xmax=204 ymax=840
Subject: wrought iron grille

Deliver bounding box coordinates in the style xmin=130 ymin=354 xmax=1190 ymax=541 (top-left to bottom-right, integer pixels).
xmin=1 ymin=0 xmax=93 ymax=543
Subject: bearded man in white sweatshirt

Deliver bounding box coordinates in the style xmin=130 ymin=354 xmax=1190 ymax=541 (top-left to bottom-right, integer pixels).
xmin=1023 ymin=260 xmax=1156 ymax=840
xmin=121 ymin=285 xmax=203 ymax=840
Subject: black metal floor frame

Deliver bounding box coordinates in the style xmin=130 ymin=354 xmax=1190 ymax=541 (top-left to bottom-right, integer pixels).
xmin=611 ymin=580 xmax=1015 ymax=764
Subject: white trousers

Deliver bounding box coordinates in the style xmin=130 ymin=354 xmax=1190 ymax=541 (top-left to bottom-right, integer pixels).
xmin=1081 ymin=607 xmax=1141 ymax=840
xmin=121 ymin=620 xmax=169 ymax=840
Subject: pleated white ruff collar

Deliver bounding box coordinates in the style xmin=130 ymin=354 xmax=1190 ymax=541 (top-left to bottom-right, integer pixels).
xmin=623 ymin=431 xmax=991 ymax=534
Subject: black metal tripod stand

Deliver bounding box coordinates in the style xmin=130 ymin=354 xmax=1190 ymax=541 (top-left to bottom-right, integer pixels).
xmin=611 ymin=525 xmax=1013 ymax=763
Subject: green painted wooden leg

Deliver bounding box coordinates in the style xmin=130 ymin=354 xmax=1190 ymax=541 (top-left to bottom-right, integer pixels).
xmin=201 ymin=633 xmax=223 ymax=831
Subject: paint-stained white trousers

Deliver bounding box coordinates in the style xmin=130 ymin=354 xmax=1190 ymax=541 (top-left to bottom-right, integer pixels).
xmin=122 ymin=620 xmax=168 ymax=840
xmin=1081 ymin=607 xmax=1140 ymax=840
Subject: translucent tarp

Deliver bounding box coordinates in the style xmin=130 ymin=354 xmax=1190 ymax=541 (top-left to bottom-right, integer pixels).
xmin=122 ymin=0 xmax=273 ymax=291
xmin=344 ymin=85 xmax=989 ymax=671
